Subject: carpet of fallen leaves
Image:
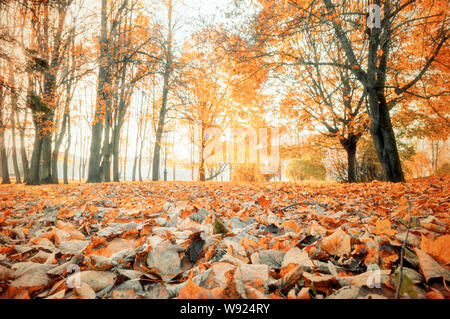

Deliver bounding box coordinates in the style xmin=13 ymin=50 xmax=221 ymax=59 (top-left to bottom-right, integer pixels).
xmin=0 ymin=175 xmax=449 ymax=299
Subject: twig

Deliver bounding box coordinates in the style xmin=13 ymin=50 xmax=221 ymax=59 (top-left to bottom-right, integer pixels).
xmin=278 ymin=202 xmax=327 ymax=211
xmin=395 ymin=201 xmax=412 ymax=299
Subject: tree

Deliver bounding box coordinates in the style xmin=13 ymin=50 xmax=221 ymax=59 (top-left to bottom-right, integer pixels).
xmin=178 ymin=31 xmax=235 ymax=181
xmin=226 ymin=0 xmax=448 ymax=182
xmin=151 ymin=0 xmax=182 ymax=181
xmin=278 ymin=26 xmax=369 ymax=182
xmin=87 ymin=0 xmax=159 ymax=183
xmin=0 ymin=76 xmax=10 ymax=184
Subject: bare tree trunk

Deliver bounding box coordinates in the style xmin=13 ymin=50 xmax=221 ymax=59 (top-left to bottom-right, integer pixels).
xmin=431 ymin=140 xmax=439 ymax=174
xmin=73 ymin=134 xmax=78 ymax=181
xmin=341 ymin=135 xmax=359 ymax=183
xmin=199 ymin=123 xmax=205 ymax=182
xmin=51 ymin=108 xmax=69 ymax=184
xmin=0 ymin=99 xmax=10 ymax=184
xmin=18 ymin=109 xmax=29 ymax=181
xmin=368 ymin=91 xmax=404 ymax=182
xmin=40 ymin=112 xmax=54 ymax=184
xmin=112 ymin=126 xmax=121 ymax=181
xmin=8 ymin=67 xmax=21 ymax=183
xmin=123 ymin=117 xmax=130 ymax=180
xmin=26 ymin=113 xmax=42 ymax=185
xmin=152 ymin=89 xmax=168 ymax=181
xmin=138 ymin=140 xmax=143 ymax=181
xmin=10 ymin=107 xmax=21 ymax=184
xmin=87 ymin=0 xmax=110 ymax=183
xmin=64 ymin=111 xmax=71 ymax=184
xmin=132 ymin=146 xmax=138 ymax=181
xmin=152 ymin=0 xmax=173 ymax=181
xmin=146 ymin=148 xmax=152 ymax=179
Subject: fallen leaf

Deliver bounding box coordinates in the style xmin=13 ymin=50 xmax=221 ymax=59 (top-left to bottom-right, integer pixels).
xmin=320 ymin=228 xmax=351 ymax=257
xmin=420 ymin=234 xmax=450 ymax=265
xmin=414 ymin=248 xmax=450 ymax=282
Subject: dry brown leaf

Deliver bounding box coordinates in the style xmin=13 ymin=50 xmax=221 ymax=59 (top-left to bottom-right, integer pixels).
xmin=414 ymin=248 xmax=450 ymax=282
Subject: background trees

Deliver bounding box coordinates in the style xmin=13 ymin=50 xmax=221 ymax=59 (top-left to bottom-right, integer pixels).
xmin=223 ymin=0 xmax=448 ymax=183
xmin=0 ymin=0 xmax=447 ymax=184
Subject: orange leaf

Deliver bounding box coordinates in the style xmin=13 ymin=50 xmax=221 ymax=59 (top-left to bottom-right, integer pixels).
xmin=373 ymin=219 xmax=397 ymax=237
xmin=257 ymin=195 xmax=270 ymax=210
xmin=178 ymin=271 xmax=222 ymax=299
xmin=420 ymin=234 xmax=450 ymax=265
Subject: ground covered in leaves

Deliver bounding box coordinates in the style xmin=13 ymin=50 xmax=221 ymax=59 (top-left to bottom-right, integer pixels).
xmin=0 ymin=176 xmax=449 ymax=299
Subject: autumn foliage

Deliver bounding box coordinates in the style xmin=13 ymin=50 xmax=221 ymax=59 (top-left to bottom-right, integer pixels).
xmin=0 ymin=176 xmax=449 ymax=299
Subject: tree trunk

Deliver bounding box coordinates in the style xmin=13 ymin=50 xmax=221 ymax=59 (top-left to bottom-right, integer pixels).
xmin=152 ymin=2 xmax=173 ymax=182
xmin=26 ymin=113 xmax=43 ymax=185
xmin=112 ymin=126 xmax=121 ymax=182
xmin=322 ymin=0 xmax=405 ymax=183
xmin=146 ymin=148 xmax=152 ymax=179
xmin=368 ymin=89 xmax=405 ymax=182
xmin=63 ymin=111 xmax=71 ymax=184
xmin=40 ymin=4 xmax=67 ymax=185
xmin=138 ymin=139 xmax=143 ymax=181
xmin=10 ymin=109 xmax=21 ymax=184
xmin=341 ymin=135 xmax=359 ymax=183
xmin=0 ymin=107 xmax=10 ymax=184
xmin=74 ymin=135 xmax=78 ymax=181
xmin=344 ymin=142 xmax=357 ymax=183
xmin=199 ymin=123 xmax=205 ymax=182
xmin=40 ymin=112 xmax=54 ymax=184
xmin=99 ymin=120 xmax=111 ymax=182
xmin=132 ymin=146 xmax=138 ymax=181
xmin=123 ymin=118 xmax=130 ymax=180
xmin=152 ymin=101 xmax=167 ymax=181
xmin=51 ymin=109 xmax=68 ymax=184
xmin=9 ymin=68 xmax=21 ymax=183
xmin=87 ymin=0 xmax=109 ymax=183
xmin=18 ymin=109 xmax=29 ymax=181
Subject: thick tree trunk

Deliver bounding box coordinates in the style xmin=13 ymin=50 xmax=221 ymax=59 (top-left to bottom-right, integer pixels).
xmin=40 ymin=4 xmax=67 ymax=185
xmin=87 ymin=0 xmax=109 ymax=183
xmin=26 ymin=113 xmax=43 ymax=185
xmin=341 ymin=135 xmax=359 ymax=183
xmin=112 ymin=126 xmax=121 ymax=182
xmin=99 ymin=121 xmax=111 ymax=182
xmin=40 ymin=112 xmax=54 ymax=184
xmin=368 ymin=90 xmax=405 ymax=182
xmin=322 ymin=0 xmax=405 ymax=183
xmin=51 ymin=110 xmax=68 ymax=184
xmin=344 ymin=142 xmax=357 ymax=183
xmin=0 ymin=124 xmax=10 ymax=184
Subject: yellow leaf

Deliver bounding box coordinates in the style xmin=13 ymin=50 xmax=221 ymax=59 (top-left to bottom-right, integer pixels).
xmin=373 ymin=220 xmax=397 ymax=237
xmin=420 ymin=234 xmax=450 ymax=265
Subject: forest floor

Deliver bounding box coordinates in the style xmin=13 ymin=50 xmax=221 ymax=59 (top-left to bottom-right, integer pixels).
xmin=0 ymin=176 xmax=449 ymax=299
